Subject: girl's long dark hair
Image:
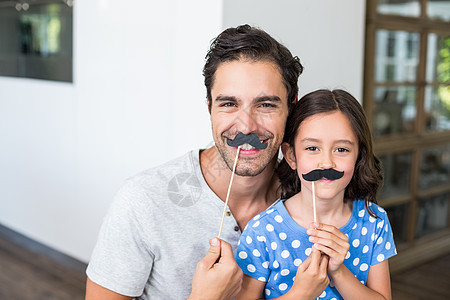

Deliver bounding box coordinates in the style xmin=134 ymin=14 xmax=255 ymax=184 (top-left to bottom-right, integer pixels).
xmin=276 ymin=89 xmax=383 ymax=217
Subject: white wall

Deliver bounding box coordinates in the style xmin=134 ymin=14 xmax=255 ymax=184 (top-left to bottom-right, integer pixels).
xmin=0 ymin=0 xmax=366 ymax=262
xmin=223 ymin=0 xmax=366 ymax=100
xmin=0 ymin=0 xmax=222 ymax=262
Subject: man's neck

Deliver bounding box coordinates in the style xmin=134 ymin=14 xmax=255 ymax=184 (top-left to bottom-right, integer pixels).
xmin=200 ymin=147 xmax=279 ymax=230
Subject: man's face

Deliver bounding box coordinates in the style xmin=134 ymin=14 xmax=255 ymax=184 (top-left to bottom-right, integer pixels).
xmin=209 ymin=60 xmax=289 ymax=176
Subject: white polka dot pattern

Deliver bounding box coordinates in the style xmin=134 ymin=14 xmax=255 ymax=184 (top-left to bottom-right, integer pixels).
xmin=271 ymin=242 xmax=278 ymax=250
xmin=361 ymin=227 xmax=367 ymax=235
xmin=281 ymin=250 xmax=290 ymax=258
xmin=247 ymin=264 xmax=256 ymax=272
xmin=234 ymin=200 xmax=397 ymax=299
xmin=281 ymin=269 xmax=290 ymax=276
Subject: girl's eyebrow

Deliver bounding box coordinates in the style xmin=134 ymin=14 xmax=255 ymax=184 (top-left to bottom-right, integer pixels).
xmin=300 ymin=138 xmax=320 ymax=144
xmin=336 ymin=139 xmax=356 ymax=146
xmin=300 ymin=138 xmax=355 ymax=145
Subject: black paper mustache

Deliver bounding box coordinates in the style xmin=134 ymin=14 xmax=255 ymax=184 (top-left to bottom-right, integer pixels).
xmin=226 ymin=133 xmax=268 ymax=149
xmin=302 ymin=168 xmax=344 ymax=182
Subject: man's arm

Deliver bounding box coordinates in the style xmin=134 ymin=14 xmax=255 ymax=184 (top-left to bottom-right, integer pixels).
xmin=85 ymin=277 xmax=133 ymax=300
xmin=189 ymin=238 xmax=243 ymax=300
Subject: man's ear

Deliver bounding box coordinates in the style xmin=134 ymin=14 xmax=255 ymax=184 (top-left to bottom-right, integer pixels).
xmin=207 ymin=97 xmax=212 ymax=114
xmin=281 ymin=142 xmax=297 ymax=170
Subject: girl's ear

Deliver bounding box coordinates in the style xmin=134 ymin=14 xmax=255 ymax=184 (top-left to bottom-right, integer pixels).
xmin=281 ymin=142 xmax=297 ymax=170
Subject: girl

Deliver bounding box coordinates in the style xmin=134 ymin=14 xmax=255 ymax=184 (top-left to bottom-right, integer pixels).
xmin=235 ymin=89 xmax=396 ymax=299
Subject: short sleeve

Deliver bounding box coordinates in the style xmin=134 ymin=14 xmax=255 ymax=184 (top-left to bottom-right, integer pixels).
xmin=235 ymin=220 xmax=271 ymax=282
xmin=86 ymin=180 xmax=154 ymax=296
xmin=370 ymin=205 xmax=397 ymax=266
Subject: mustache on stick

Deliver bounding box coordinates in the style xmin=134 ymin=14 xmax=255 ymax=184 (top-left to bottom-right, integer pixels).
xmin=226 ymin=132 xmax=267 ymax=149
xmin=302 ymin=168 xmax=344 ymax=182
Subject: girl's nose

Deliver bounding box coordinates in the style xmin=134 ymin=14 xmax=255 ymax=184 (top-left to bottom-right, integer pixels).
xmin=319 ymin=152 xmax=336 ymax=169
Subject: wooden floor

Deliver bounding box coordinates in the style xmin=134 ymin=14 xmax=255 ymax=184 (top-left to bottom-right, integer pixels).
xmin=0 ymin=224 xmax=449 ymax=300
xmin=0 ymin=225 xmax=86 ymax=300
xmin=391 ymin=253 xmax=450 ymax=300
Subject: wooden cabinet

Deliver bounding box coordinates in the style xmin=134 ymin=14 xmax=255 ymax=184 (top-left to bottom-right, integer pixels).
xmin=364 ymin=0 xmax=450 ymax=274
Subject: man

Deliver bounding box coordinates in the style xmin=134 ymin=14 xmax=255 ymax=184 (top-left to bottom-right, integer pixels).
xmin=85 ymin=24 xmax=303 ymax=299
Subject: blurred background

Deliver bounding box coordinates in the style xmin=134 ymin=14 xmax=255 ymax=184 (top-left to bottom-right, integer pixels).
xmin=0 ymin=0 xmax=449 ymax=299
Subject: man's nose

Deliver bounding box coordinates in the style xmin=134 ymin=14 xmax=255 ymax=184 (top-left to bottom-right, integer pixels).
xmin=236 ymin=107 xmax=258 ymax=134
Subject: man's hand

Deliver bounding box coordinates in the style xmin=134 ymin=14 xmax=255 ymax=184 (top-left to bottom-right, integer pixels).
xmin=189 ymin=238 xmax=243 ymax=300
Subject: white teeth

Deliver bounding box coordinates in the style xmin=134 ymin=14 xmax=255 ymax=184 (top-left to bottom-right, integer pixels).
xmin=240 ymin=143 xmax=255 ymax=150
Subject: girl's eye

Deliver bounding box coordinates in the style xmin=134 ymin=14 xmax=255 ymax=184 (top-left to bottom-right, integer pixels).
xmin=335 ymin=147 xmax=349 ymax=153
xmin=306 ymin=146 xmax=319 ymax=151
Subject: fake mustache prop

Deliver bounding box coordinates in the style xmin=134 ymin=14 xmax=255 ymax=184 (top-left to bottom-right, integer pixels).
xmin=302 ymin=168 xmax=344 ymax=182
xmin=226 ymin=132 xmax=268 ymax=149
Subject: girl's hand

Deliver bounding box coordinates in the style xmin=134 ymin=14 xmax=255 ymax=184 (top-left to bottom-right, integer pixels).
xmin=307 ymin=222 xmax=350 ymax=275
xmin=287 ymin=248 xmax=329 ymax=300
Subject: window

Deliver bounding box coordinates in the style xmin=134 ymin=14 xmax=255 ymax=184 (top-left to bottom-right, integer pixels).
xmin=364 ymin=0 xmax=450 ymax=271
xmin=0 ymin=0 xmax=73 ymax=82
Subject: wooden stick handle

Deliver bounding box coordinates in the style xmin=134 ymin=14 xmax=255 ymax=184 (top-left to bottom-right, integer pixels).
xmin=312 ymin=181 xmax=317 ymax=223
xmin=217 ymin=146 xmax=241 ymax=239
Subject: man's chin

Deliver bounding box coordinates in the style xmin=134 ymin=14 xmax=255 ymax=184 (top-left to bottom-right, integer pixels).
xmin=235 ymin=166 xmax=267 ymax=177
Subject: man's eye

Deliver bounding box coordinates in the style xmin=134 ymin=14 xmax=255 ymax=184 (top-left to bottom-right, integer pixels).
xmin=260 ymin=103 xmax=276 ymax=108
xmin=221 ymin=102 xmax=236 ymax=107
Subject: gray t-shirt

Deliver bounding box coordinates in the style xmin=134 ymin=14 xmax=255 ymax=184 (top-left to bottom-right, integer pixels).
xmin=86 ymin=150 xmax=242 ymax=299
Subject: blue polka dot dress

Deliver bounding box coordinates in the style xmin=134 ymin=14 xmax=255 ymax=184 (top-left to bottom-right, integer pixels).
xmin=235 ymin=199 xmax=397 ymax=299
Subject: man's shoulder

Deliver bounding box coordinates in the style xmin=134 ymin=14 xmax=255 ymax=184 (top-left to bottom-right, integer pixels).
xmin=129 ymin=150 xmax=200 ymax=184
xmin=112 ymin=150 xmax=202 ymax=201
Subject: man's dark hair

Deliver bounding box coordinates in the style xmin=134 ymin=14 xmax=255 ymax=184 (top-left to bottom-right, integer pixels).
xmin=203 ymin=24 xmax=303 ymax=112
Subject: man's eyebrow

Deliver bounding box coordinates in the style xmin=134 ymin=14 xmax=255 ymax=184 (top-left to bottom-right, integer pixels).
xmin=254 ymin=96 xmax=282 ymax=103
xmin=214 ymin=95 xmax=238 ymax=102
xmin=213 ymin=95 xmax=281 ymax=104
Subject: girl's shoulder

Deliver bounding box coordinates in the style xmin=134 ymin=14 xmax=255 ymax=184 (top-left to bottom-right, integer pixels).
xmin=242 ymin=200 xmax=285 ymax=232
xmin=352 ymin=200 xmax=387 ymax=218
xmin=350 ymin=200 xmax=391 ymax=231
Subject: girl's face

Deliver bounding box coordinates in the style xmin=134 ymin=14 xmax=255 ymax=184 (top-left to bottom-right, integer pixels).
xmin=283 ymin=111 xmax=359 ymax=201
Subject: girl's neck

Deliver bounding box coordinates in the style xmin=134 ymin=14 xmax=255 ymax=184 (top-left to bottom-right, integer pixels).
xmin=284 ymin=192 xmax=353 ymax=229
